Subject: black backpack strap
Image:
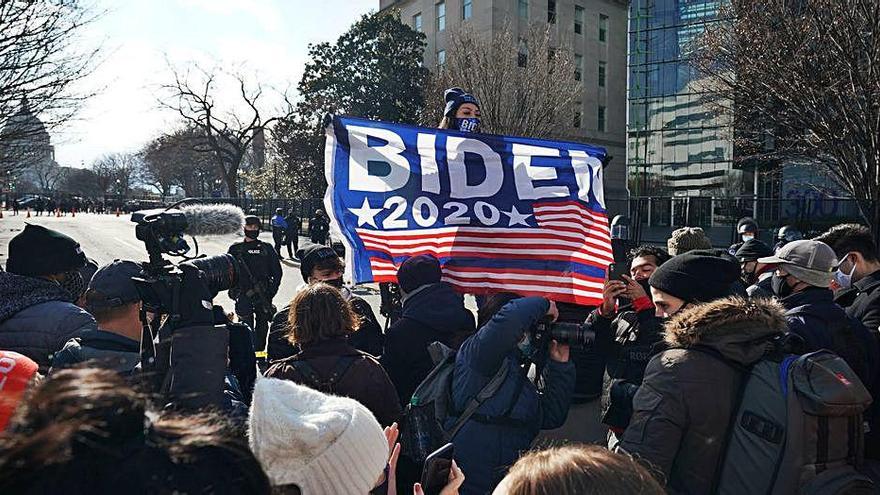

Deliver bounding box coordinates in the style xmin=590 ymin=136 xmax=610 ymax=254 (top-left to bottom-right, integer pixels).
xmin=446 ymin=358 xmax=510 ymax=440
xmin=289 ymin=356 xmax=360 ymax=394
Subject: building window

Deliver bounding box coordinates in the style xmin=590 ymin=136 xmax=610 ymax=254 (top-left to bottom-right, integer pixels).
xmin=599 ymin=14 xmax=608 ymax=42
xmin=413 ymin=13 xmax=422 ymax=32
xmin=598 ymin=61 xmax=606 ymax=87
xmin=548 ymin=0 xmax=556 ymax=24
xmin=462 ymin=0 xmax=472 ymax=20
xmin=574 ymin=54 xmax=582 ymax=80
xmin=574 ymin=5 xmax=584 ymax=35
xmin=437 ymin=1 xmax=446 ymax=32
xmin=598 ymin=105 xmax=606 ymax=132
xmin=574 ymin=101 xmax=582 ymax=128
xmin=518 ymin=0 xmax=528 ymax=19
xmin=517 ymin=38 xmax=528 ymax=67
xmin=437 ymin=49 xmax=446 ymax=66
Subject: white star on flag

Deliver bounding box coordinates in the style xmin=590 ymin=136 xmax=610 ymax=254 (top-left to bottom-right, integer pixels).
xmin=348 ymin=197 xmax=383 ymax=228
xmin=502 ymin=205 xmax=532 ymax=227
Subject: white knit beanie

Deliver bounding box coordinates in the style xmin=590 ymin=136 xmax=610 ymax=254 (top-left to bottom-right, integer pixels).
xmin=248 ymin=377 xmax=389 ymax=494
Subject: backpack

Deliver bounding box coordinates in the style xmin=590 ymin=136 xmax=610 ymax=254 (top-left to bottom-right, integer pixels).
xmin=398 ymin=341 xmax=509 ymax=464
xmin=786 ymin=304 xmax=872 ymax=386
xmin=288 ymin=356 xmax=360 ymax=395
xmin=715 ymin=350 xmax=874 ymax=495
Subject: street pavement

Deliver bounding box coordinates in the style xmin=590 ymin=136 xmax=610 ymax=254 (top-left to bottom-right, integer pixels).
xmin=0 ymin=210 xmax=387 ymax=327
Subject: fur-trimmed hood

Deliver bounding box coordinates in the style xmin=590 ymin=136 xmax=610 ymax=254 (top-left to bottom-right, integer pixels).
xmin=664 ymin=296 xmax=788 ymax=365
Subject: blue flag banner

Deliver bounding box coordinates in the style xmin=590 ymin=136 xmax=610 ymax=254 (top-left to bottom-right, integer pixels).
xmin=323 ymin=115 xmax=612 ymax=306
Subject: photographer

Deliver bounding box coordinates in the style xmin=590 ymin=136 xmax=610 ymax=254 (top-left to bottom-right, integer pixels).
xmin=449 ymin=294 xmax=575 ymax=495
xmin=584 ymin=246 xmax=669 ymax=438
xmin=228 ymin=215 xmax=282 ymax=358
xmin=0 ymin=224 xmax=97 ymax=372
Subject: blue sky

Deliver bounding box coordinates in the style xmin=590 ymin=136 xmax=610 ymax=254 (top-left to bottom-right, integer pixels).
xmin=56 ymin=0 xmax=376 ymax=167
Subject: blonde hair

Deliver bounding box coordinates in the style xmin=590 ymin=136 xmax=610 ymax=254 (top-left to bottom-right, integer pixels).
xmin=498 ymin=445 xmax=664 ymax=495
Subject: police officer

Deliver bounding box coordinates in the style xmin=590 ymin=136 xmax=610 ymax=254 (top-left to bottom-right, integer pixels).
xmin=270 ymin=208 xmax=289 ymax=259
xmin=309 ymin=209 xmax=330 ymax=245
xmin=228 ymin=215 xmax=282 ymax=357
xmin=728 ymin=217 xmax=759 ymax=256
xmin=285 ymin=208 xmax=301 ymax=259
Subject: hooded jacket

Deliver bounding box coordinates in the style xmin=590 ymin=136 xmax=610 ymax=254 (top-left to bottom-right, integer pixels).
xmin=617 ymin=296 xmax=788 ymax=494
xmin=449 ymin=297 xmax=576 ymax=495
xmin=380 ymin=282 xmax=475 ymax=407
xmin=0 ymin=272 xmax=97 ymax=372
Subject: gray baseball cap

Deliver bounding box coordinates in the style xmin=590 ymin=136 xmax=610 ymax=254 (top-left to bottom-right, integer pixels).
xmin=87 ymin=260 xmax=143 ymax=307
xmin=758 ymin=240 xmax=838 ymax=288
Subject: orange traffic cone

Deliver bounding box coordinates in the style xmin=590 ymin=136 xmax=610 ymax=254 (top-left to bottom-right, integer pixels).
xmin=26 ymin=208 xmax=31 ymax=218
xmin=71 ymin=208 xmax=75 ymax=217
xmin=116 ymin=208 xmax=120 ymax=217
xmin=0 ymin=209 xmax=4 ymax=219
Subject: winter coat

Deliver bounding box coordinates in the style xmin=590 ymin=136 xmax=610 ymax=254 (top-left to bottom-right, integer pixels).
xmin=448 ymin=297 xmax=576 ymax=495
xmin=617 ymin=296 xmax=788 ymax=494
xmin=586 ymin=296 xmax=664 ymax=431
xmin=381 ymin=283 xmax=475 ymax=408
xmin=746 ymin=272 xmax=774 ymax=298
xmin=265 ymin=337 xmax=402 ymax=426
xmin=837 ymin=269 xmax=880 ymax=334
xmin=780 ymin=287 xmax=878 ymax=389
xmin=50 ymin=329 xmax=140 ymax=374
xmin=0 ymin=272 xmax=97 ymax=372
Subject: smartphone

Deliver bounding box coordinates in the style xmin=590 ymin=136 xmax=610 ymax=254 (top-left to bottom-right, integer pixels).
xmin=421 ymin=443 xmax=454 ymax=495
xmin=608 ymin=262 xmax=628 ymax=282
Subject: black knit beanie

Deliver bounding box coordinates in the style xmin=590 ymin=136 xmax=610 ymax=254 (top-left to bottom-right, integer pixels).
xmin=296 ymin=242 xmax=339 ymax=280
xmin=444 ymin=87 xmax=480 ymax=117
xmin=397 ymin=254 xmax=442 ymax=294
xmin=6 ymin=224 xmax=86 ymax=276
xmin=648 ymin=249 xmax=740 ymax=303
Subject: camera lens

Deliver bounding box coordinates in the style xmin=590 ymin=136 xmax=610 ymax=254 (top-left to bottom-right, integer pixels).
xmin=549 ymin=322 xmax=595 ymax=347
xmin=190 ymin=254 xmax=238 ymax=294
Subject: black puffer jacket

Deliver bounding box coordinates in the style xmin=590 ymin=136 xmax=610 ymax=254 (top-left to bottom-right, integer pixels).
xmin=0 ymin=272 xmax=97 ymax=371
xmin=380 ymin=283 xmax=475 ymax=407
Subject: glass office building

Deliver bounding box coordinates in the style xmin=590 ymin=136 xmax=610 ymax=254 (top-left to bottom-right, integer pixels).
xmin=627 ymin=0 xmax=739 ymax=199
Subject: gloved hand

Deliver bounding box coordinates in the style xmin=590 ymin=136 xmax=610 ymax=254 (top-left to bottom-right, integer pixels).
xmin=175 ymin=262 xmax=215 ymax=328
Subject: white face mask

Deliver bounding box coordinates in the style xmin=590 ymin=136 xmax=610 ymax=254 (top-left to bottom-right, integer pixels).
xmin=835 ymin=254 xmax=857 ymax=290
xmin=742 ymin=234 xmax=755 ymax=242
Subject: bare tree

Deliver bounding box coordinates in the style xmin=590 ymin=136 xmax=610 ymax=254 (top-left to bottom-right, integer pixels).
xmin=32 ymin=160 xmax=66 ymax=193
xmin=696 ymin=0 xmax=880 ymax=234
xmin=159 ymin=63 xmax=286 ymax=198
xmin=0 ymin=0 xmax=101 ymax=175
xmin=423 ymin=24 xmax=581 ymax=139
xmin=90 ymin=153 xmax=138 ymax=198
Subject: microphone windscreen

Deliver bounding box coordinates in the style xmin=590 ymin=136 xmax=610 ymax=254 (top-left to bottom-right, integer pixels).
xmin=181 ymin=203 xmax=245 ymax=236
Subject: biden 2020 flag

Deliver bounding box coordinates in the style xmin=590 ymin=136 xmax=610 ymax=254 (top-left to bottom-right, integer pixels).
xmin=324 ymin=115 xmax=613 ymax=306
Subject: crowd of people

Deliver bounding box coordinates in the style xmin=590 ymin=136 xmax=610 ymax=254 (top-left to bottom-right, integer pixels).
xmin=0 ymin=86 xmax=878 ymax=494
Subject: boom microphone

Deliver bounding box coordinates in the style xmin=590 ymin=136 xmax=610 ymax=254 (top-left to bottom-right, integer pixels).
xmin=179 ymin=203 xmax=245 ymax=236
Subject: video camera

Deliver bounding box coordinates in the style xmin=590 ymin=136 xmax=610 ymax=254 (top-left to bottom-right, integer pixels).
xmin=130 ymin=201 xmax=244 ymax=319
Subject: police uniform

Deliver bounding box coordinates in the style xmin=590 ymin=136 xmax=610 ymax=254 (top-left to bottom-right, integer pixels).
xmin=285 ymin=213 xmax=301 ymax=258
xmin=228 ymin=238 xmax=282 ymax=355
xmin=309 ymin=214 xmax=330 ymax=245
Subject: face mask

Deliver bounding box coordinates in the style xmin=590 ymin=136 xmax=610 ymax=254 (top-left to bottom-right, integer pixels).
xmin=244 ymin=230 xmax=259 ymax=239
xmin=59 ymin=270 xmax=85 ymax=302
xmin=454 ymin=117 xmax=480 ymax=133
xmin=742 ymin=234 xmax=755 ymax=242
xmin=771 ymin=273 xmax=794 ymax=298
xmin=835 ymin=255 xmax=857 ymax=290
xmin=638 ymin=279 xmax=653 ymax=298
xmin=741 ymin=265 xmax=758 ymax=285
xmin=325 ymin=277 xmax=344 ymax=289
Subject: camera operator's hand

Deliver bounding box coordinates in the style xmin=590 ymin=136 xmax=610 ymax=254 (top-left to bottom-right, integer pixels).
xmin=549 ymin=339 xmax=570 ymax=363
xmin=621 ymin=275 xmax=648 ymax=301
xmin=601 ymin=279 xmax=627 ymax=316
xmin=176 ymin=262 xmax=215 ymax=328
xmin=546 ymin=299 xmax=559 ymax=322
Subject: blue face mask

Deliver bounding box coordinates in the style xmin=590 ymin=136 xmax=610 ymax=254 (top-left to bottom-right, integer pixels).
xmin=455 ymin=117 xmax=480 ymax=133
